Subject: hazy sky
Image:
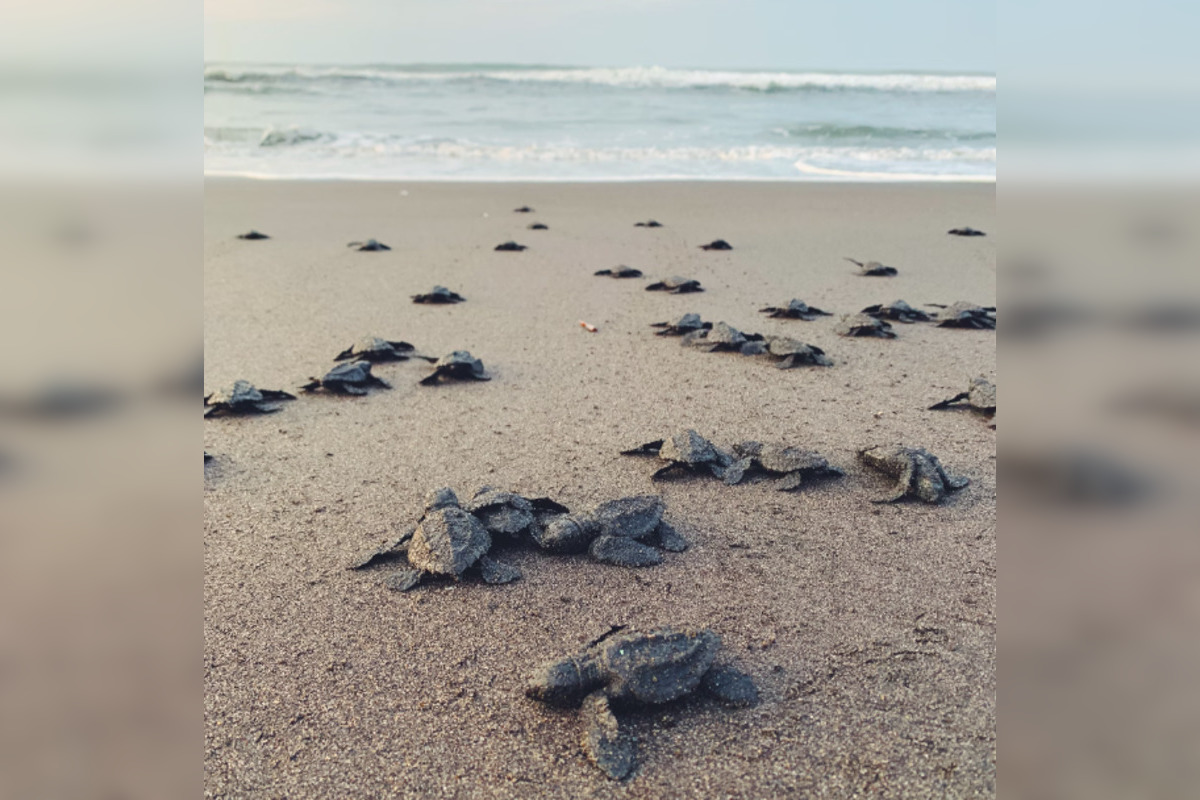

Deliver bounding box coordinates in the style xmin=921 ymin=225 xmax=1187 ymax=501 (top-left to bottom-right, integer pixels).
xmin=205 ymin=0 xmax=994 ymax=72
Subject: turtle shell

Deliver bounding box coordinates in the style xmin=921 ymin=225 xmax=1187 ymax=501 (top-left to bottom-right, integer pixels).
xmin=406 ymin=507 xmax=491 ymax=577
xmin=595 ymin=628 xmax=721 ymax=705
xmin=588 ymin=495 xmax=664 ymax=539
xmin=467 ymin=489 xmax=535 ymax=536
xmin=659 ymin=430 xmax=720 ymax=465
xmin=322 ymin=360 xmax=375 ymax=384
xmin=208 ymin=379 xmax=262 ymax=407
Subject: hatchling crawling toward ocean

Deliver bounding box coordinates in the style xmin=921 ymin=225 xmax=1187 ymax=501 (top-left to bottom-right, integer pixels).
xmin=649 ymin=313 xmax=711 ymax=336
xmin=681 ymin=321 xmax=766 ymax=354
xmin=645 ymin=275 xmax=704 ymax=294
xmin=411 ymin=286 xmax=465 ymax=304
xmin=621 ymin=429 xmax=734 ymax=482
xmin=930 ymin=301 xmax=997 ymax=330
xmin=929 ymin=377 xmax=996 ymax=417
xmin=334 ymin=336 xmax=421 ymax=363
xmin=301 ymin=360 xmax=390 ymax=395
xmin=845 ymin=257 xmax=898 ymax=277
xmin=861 ymin=300 xmax=932 ymax=323
xmin=531 ymin=494 xmax=688 ymax=567
xmin=762 ymin=336 xmax=832 ymax=368
xmin=594 ymin=266 xmax=644 ymax=279
xmin=835 ymin=313 xmax=897 ymax=338
xmin=419 ymin=351 xmax=490 ymax=386
xmin=724 ymin=441 xmax=844 ymax=490
xmin=758 ymin=299 xmax=831 ymax=320
xmin=859 ymin=445 xmax=970 ymax=503
xmin=527 ymin=626 xmax=758 ymax=780
xmin=203 ymin=380 xmax=295 ymax=417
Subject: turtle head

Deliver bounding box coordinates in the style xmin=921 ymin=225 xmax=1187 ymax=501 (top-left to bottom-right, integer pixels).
xmin=526 ymin=656 xmax=597 ymax=707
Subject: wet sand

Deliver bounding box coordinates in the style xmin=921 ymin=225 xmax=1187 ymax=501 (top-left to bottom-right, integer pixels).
xmin=204 ymin=180 xmax=995 ymax=798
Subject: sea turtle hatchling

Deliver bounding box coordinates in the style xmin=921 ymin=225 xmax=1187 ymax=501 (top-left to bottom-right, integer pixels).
xmin=347 ymin=239 xmax=391 ymax=251
xmin=466 ymin=487 xmax=571 ymax=542
xmin=929 ymin=302 xmax=997 ymax=329
xmin=513 ymin=206 xmax=534 ymax=213
xmin=634 ymin=220 xmax=663 ymax=228
xmin=528 ymin=223 xmax=549 ymax=230
xmin=758 ymin=299 xmax=831 ymax=320
xmin=203 ymin=380 xmax=296 ymax=418
xmin=301 ymin=360 xmax=390 ymax=395
xmin=929 ymin=377 xmax=996 ymax=417
xmin=495 ymin=241 xmax=527 ymax=252
xmin=531 ymin=495 xmax=687 ymax=567
xmin=348 ymin=487 xmax=462 ymax=570
xmin=419 ymin=351 xmax=490 ymax=386
xmin=334 ymin=337 xmax=420 ymax=363
xmin=526 ymin=626 xmax=758 ymax=780
xmin=650 ymin=313 xmax=711 ymax=336
xmin=384 ymin=501 xmax=521 ymax=592
xmin=699 ymin=239 xmax=732 ymax=251
xmin=845 ymin=257 xmax=898 ymax=277
xmin=948 ymin=226 xmax=986 ymax=236
xmin=681 ymin=321 xmax=766 ymax=354
xmin=411 ymin=286 xmax=466 ymax=304
xmin=835 ymin=313 xmax=897 ymax=338
xmin=645 ymin=276 xmax=703 ymax=294
xmin=762 ymin=336 xmax=833 ymax=368
xmin=724 ymin=441 xmax=844 ymax=490
xmin=861 ymin=300 xmax=932 ymax=323
xmin=621 ymin=430 xmax=734 ymax=482
xmin=859 ymin=445 xmax=970 ymax=504
xmin=594 ymin=266 xmax=644 ymax=278
xmin=236 ymin=230 xmax=269 ymax=240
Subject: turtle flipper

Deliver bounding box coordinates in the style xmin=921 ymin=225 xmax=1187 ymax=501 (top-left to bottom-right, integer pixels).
xmin=419 ymin=371 xmax=441 ymax=386
xmin=203 ymin=405 xmax=223 ymax=418
xmin=645 ymin=282 xmax=665 ymax=291
xmin=300 ymin=379 xmax=321 ymax=393
xmin=478 ymin=556 xmax=522 ymax=585
xmin=701 ymin=665 xmax=759 ymax=707
xmin=383 ymin=568 xmax=424 ymax=592
xmin=334 ymin=347 xmax=354 ymax=361
xmin=928 ymin=392 xmax=969 ymax=411
xmin=620 ymin=440 xmax=664 ymax=457
xmin=650 ymin=462 xmax=685 ymax=481
xmin=580 ymin=692 xmax=636 ymax=780
xmin=369 ymin=375 xmax=392 ymax=389
xmin=348 ymin=524 xmax=417 ymax=570
xmin=259 ymin=389 xmax=297 ymax=401
xmin=340 ymin=383 xmax=368 ymax=396
xmin=723 ymin=457 xmax=751 ymax=485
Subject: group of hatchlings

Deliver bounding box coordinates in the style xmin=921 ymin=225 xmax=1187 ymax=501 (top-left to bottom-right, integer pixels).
xmin=216 ymin=216 xmax=993 ymax=780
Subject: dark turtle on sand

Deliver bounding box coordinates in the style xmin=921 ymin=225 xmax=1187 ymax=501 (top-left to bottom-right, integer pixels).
xmin=645 ymin=276 xmax=703 ymax=294
xmin=929 ymin=377 xmax=996 ymax=417
xmin=527 ymin=626 xmax=758 ymax=780
xmin=528 ymin=223 xmax=549 ymax=230
xmin=681 ymin=321 xmax=766 ymax=355
xmin=835 ymin=313 xmax=897 ymax=338
xmin=203 ymin=380 xmax=296 ymax=418
xmin=412 ymin=286 xmax=466 ymax=304
xmin=514 ymin=206 xmax=534 ymax=213
xmin=420 ymin=351 xmax=490 ymax=386
xmin=699 ymin=239 xmax=732 ymax=251
xmin=384 ymin=502 xmax=521 ymax=592
xmin=348 ymin=239 xmax=391 ymax=251
xmin=861 ymin=300 xmax=931 ymax=323
xmin=466 ymin=487 xmax=571 ymax=542
xmin=634 ymin=220 xmax=663 ymax=228
xmin=948 ymin=227 xmax=986 ymax=236
xmin=859 ymin=445 xmax=970 ymax=504
xmin=495 ymin=241 xmax=527 ymax=252
xmin=621 ymin=429 xmax=734 ymax=482
xmin=594 ymin=266 xmax=644 ymax=278
xmin=236 ymin=230 xmax=269 ymax=240
xmin=845 ymin=257 xmax=898 ymax=277
xmin=650 ymin=313 xmax=711 ymax=336
xmin=532 ymin=495 xmax=687 ymax=566
xmin=724 ymin=441 xmax=844 ymax=490
xmin=348 ymin=487 xmax=463 ymax=570
xmin=763 ymin=336 xmax=833 ymax=368
xmin=759 ymin=299 xmax=831 ymax=320
xmin=930 ymin=302 xmax=997 ymax=330
xmin=301 ymin=360 xmax=390 ymax=395
xmin=334 ymin=337 xmax=419 ymax=362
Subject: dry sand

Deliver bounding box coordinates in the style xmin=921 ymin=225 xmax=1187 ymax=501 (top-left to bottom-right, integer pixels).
xmin=204 ymin=180 xmax=995 ymax=798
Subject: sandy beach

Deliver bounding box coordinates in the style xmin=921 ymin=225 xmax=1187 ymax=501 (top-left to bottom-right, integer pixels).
xmin=204 ymin=179 xmax=995 ymax=798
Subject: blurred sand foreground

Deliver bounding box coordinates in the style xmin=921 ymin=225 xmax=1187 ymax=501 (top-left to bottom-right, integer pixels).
xmin=203 ymin=180 xmax=995 ymax=798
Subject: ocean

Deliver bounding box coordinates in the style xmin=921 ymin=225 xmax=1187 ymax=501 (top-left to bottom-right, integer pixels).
xmin=204 ymin=64 xmax=995 ymax=182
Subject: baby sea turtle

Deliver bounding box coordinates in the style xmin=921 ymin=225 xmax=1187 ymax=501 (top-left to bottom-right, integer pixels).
xmin=621 ymin=430 xmax=734 ymax=482
xmin=236 ymin=230 xmax=269 ymax=240
xmin=929 ymin=377 xmax=996 ymax=417
xmin=386 ymin=502 xmax=520 ymax=592
xmin=845 ymin=257 xmax=898 ymax=277
xmin=514 ymin=206 xmax=534 ymax=213
xmin=466 ymin=487 xmax=571 ymax=542
xmin=420 ymin=351 xmax=490 ymax=386
xmin=494 ymin=241 xmax=527 ymax=252
xmin=724 ymin=441 xmax=844 ymax=491
xmin=699 ymin=239 xmax=732 ymax=251
xmin=348 ymin=487 xmax=463 ymax=570
xmin=930 ymin=302 xmax=997 ymax=329
xmin=859 ymin=445 xmax=970 ymax=503
xmin=526 ymin=626 xmax=758 ymax=780
xmin=532 ymin=495 xmax=687 ymax=567
xmin=646 ymin=276 xmax=703 ymax=294
xmin=634 ymin=220 xmax=663 ymax=228
xmin=301 ymin=360 xmax=390 ymax=395
xmin=835 ymin=313 xmax=897 ymax=338
xmin=763 ymin=336 xmax=832 ymax=368
xmin=681 ymin=321 xmax=766 ymax=354
xmin=412 ymin=286 xmax=466 ymax=304
xmin=348 ymin=239 xmax=391 ymax=251
xmin=528 ymin=223 xmax=549 ymax=230
xmin=650 ymin=313 xmax=711 ymax=336
xmin=594 ymin=266 xmax=644 ymax=278
xmin=759 ymin=299 xmax=831 ymax=320
xmin=334 ymin=337 xmax=419 ymax=363
xmin=861 ymin=300 xmax=931 ymax=323
xmin=948 ymin=227 xmax=986 ymax=236
xmin=203 ymin=380 xmax=296 ymax=418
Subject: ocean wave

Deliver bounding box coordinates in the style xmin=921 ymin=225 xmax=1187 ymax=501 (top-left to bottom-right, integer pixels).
xmin=204 ymin=64 xmax=995 ymax=93
xmin=771 ymin=123 xmax=996 ymax=141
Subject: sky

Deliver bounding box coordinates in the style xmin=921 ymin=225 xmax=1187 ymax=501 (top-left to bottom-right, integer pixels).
xmin=204 ymin=0 xmax=995 ymax=72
